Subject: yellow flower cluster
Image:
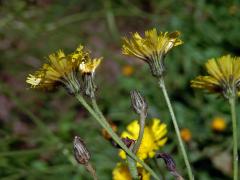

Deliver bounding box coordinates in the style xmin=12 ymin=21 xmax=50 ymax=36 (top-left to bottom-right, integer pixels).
xmin=26 ymin=45 xmax=102 ymax=94
xmin=119 ymin=118 xmax=167 ymax=160
xmin=112 ymin=163 xmax=150 ymax=180
xmin=191 ymin=55 xmax=240 ymax=98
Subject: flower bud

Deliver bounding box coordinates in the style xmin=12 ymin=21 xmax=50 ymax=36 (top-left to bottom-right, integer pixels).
xmin=130 ymin=90 xmax=147 ymax=116
xmin=73 ymin=136 xmax=90 ymax=165
xmin=156 ymin=152 xmax=184 ymax=180
xmin=156 ymin=152 xmax=176 ymax=172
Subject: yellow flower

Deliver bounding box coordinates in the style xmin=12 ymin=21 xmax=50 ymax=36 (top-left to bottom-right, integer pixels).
xmin=112 ymin=163 xmax=150 ymax=180
xmin=122 ymin=65 xmax=134 ymax=76
xmin=180 ymin=128 xmax=192 ymax=142
xmin=191 ymin=55 xmax=240 ymax=98
xmin=211 ymin=117 xmax=226 ymax=132
xmin=26 ymin=46 xmax=87 ymax=93
xmin=122 ymin=28 xmax=183 ymax=77
xmin=119 ymin=118 xmax=167 ymax=160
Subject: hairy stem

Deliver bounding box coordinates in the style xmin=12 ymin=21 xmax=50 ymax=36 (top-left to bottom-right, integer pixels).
xmin=92 ymin=98 xmax=139 ymax=179
xmin=158 ymin=78 xmax=194 ymax=180
xmin=229 ymin=97 xmax=238 ymax=180
xmin=133 ymin=112 xmax=145 ymax=154
xmin=85 ymin=162 xmax=98 ymax=180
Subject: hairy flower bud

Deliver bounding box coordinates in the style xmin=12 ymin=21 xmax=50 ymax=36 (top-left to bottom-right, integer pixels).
xmin=130 ymin=90 xmax=147 ymax=116
xmin=73 ymin=136 xmax=90 ymax=165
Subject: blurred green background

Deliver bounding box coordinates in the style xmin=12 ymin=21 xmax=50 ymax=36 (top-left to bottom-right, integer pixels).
xmin=0 ymin=0 xmax=240 ymax=179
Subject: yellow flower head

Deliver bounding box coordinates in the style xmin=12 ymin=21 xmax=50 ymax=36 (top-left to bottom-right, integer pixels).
xmin=119 ymin=118 xmax=167 ymax=160
xmin=26 ymin=45 xmax=102 ymax=93
xmin=112 ymin=163 xmax=150 ymax=180
xmin=191 ymin=55 xmax=240 ymax=98
xmin=122 ymin=28 xmax=183 ymax=77
xmin=180 ymin=128 xmax=192 ymax=142
xmin=26 ymin=46 xmax=86 ymax=90
xmin=211 ymin=117 xmax=226 ymax=132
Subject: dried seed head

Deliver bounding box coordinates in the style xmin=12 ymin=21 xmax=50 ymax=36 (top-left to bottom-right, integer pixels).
xmin=130 ymin=90 xmax=147 ymax=116
xmin=73 ymin=136 xmax=90 ymax=165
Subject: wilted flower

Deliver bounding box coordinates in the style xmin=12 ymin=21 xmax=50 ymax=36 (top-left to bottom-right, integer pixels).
xmin=119 ymin=118 xmax=167 ymax=160
xmin=79 ymin=53 xmax=102 ymax=98
xmin=211 ymin=117 xmax=226 ymax=132
xmin=191 ymin=55 xmax=240 ymax=99
xmin=112 ymin=162 xmax=150 ymax=180
xmin=122 ymin=28 xmax=183 ymax=77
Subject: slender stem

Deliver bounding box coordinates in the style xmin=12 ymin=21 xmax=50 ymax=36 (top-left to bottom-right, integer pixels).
xmin=229 ymin=97 xmax=238 ymax=180
xmin=92 ymin=98 xmax=139 ymax=179
xmin=76 ymin=95 xmax=161 ymax=180
xmin=158 ymin=78 xmax=194 ymax=180
xmin=127 ymin=145 xmax=139 ymax=180
xmin=133 ymin=112 xmax=145 ymax=154
xmin=85 ymin=162 xmax=98 ymax=180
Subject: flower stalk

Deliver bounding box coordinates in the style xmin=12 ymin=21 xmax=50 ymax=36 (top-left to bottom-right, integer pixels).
xmin=127 ymin=144 xmax=139 ymax=180
xmin=92 ymin=98 xmax=139 ymax=179
xmin=76 ymin=94 xmax=161 ymax=180
xmin=229 ymin=96 xmax=238 ymax=180
xmin=158 ymin=78 xmax=194 ymax=180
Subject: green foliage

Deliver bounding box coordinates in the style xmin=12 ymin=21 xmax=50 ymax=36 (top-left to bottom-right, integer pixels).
xmin=0 ymin=0 xmax=239 ymax=179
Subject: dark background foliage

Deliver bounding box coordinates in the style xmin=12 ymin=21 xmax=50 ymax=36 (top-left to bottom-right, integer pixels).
xmin=0 ymin=0 xmax=239 ymax=179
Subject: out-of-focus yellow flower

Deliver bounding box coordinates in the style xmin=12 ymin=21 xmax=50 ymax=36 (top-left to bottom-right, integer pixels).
xmin=180 ymin=128 xmax=192 ymax=142
xmin=191 ymin=55 xmax=240 ymax=98
xmin=211 ymin=117 xmax=226 ymax=132
xmin=112 ymin=163 xmax=150 ymax=180
xmin=122 ymin=65 xmax=134 ymax=76
xmin=122 ymin=28 xmax=183 ymax=77
xmin=119 ymin=118 xmax=167 ymax=160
